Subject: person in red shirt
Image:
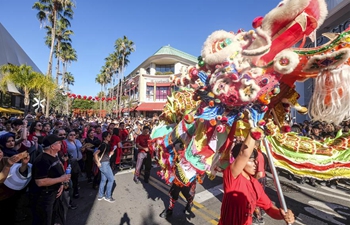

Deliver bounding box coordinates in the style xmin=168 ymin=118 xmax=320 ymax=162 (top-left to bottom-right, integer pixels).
xmin=118 ymin=122 xmax=129 ymax=142
xmin=218 ymin=133 xmax=295 ymax=225
xmin=109 ymin=128 xmax=122 ymax=170
xmin=28 ymin=121 xmax=46 ymax=145
xmin=133 ymin=126 xmax=151 ymax=184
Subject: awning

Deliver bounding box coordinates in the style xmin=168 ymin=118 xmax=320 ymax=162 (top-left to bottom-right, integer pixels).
xmin=0 ymin=107 xmax=11 ymax=113
xmin=11 ymin=108 xmax=24 ymax=114
xmin=146 ymin=82 xmax=172 ymax=87
xmin=7 ymin=82 xmax=21 ymax=95
xmin=136 ymin=102 xmax=166 ymax=111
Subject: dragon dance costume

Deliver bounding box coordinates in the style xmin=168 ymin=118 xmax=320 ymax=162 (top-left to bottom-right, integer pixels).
xmin=149 ymin=0 xmax=350 ymax=200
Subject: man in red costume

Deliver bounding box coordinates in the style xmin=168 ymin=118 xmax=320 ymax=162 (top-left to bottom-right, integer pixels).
xmin=219 ymin=134 xmax=295 ymax=225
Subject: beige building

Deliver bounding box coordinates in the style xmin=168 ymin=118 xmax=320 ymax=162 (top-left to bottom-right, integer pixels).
xmin=294 ymin=0 xmax=350 ymax=123
xmin=120 ymin=45 xmax=197 ymax=118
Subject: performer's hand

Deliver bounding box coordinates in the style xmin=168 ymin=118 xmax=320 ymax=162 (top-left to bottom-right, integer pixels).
xmin=280 ymin=208 xmax=295 ymax=224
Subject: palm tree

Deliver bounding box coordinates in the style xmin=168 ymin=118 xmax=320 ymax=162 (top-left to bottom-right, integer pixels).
xmin=33 ymin=0 xmax=75 ymax=117
xmin=95 ymin=73 xmax=109 ymax=117
xmin=114 ymin=36 xmax=135 ymax=116
xmin=33 ymin=0 xmax=74 ymax=77
xmin=61 ymin=45 xmax=77 ymax=89
xmin=63 ymin=72 xmax=74 ymax=90
xmin=0 ymin=64 xmax=48 ymax=114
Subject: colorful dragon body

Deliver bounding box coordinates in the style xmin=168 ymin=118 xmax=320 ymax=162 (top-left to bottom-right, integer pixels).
xmin=266 ymin=121 xmax=350 ymax=180
xmin=150 ymin=0 xmax=350 ymax=186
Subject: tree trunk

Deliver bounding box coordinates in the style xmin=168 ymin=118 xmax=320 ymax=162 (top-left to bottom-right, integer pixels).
xmin=115 ymin=74 xmax=120 ymax=117
xmin=119 ymin=56 xmax=125 ymax=118
xmin=55 ymin=41 xmax=60 ymax=85
xmin=100 ymin=84 xmax=103 ymax=117
xmin=45 ymin=11 xmax=57 ymax=117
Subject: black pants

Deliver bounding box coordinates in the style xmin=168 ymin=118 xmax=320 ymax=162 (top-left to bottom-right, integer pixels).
xmin=71 ymin=172 xmax=79 ymax=195
xmin=169 ymin=183 xmax=193 ymax=201
xmin=85 ymin=151 xmax=94 ymax=179
xmin=0 ymin=192 xmax=19 ymax=225
xmin=31 ymin=190 xmax=62 ymax=225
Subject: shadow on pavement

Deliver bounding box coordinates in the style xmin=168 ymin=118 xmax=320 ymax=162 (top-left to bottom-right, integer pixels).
xmin=66 ymin=179 xmax=99 ymax=225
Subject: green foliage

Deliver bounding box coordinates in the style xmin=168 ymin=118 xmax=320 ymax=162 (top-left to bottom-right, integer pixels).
xmin=50 ymin=89 xmax=67 ymax=109
xmin=72 ymin=99 xmax=95 ymax=109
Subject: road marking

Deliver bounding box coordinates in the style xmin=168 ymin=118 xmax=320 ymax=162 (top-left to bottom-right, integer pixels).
xmin=319 ymin=186 xmax=350 ymax=197
xmin=194 ymin=184 xmax=223 ymax=203
xmin=304 ymin=207 xmax=346 ymax=225
xmin=301 ymin=200 xmax=349 ymax=225
xmin=308 ymin=201 xmax=347 ymax=219
xmin=295 ymin=213 xmax=328 ymax=225
xmin=148 ymin=176 xmax=221 ymax=220
xmin=147 ymin=178 xmax=218 ymax=224
xmin=115 ymin=169 xmax=134 ymax=176
xmin=298 ymin=185 xmax=350 ymax=202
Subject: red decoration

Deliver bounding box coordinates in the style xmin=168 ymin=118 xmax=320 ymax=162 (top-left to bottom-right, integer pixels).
xmin=83 ymin=95 xmax=87 ymax=100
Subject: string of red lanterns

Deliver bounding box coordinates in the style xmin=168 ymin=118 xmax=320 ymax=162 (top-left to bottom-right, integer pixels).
xmin=66 ymin=92 xmax=117 ymax=102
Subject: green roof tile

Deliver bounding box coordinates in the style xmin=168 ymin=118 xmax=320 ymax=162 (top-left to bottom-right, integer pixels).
xmin=153 ymin=45 xmax=197 ymax=63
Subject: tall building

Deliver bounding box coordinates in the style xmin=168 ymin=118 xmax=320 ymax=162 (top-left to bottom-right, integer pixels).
xmin=120 ymin=45 xmax=197 ymax=118
xmin=0 ymin=22 xmax=42 ymax=115
xmin=294 ymin=0 xmax=350 ymax=123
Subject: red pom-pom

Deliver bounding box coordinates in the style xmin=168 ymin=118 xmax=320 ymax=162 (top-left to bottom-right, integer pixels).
xmin=252 ymin=16 xmax=263 ymax=29
xmin=251 ymin=131 xmax=262 ymax=140
xmin=282 ymin=125 xmax=291 ymax=133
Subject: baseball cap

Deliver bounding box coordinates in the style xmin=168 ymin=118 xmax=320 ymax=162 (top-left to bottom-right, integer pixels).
xmin=42 ymin=134 xmax=64 ymax=148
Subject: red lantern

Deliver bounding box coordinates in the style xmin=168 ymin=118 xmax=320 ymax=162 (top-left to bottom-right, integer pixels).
xmin=102 ymin=97 xmax=105 ymax=101
xmin=113 ymin=97 xmax=116 ymax=100
xmin=88 ymin=96 xmax=92 ymax=100
xmin=71 ymin=94 xmax=76 ymax=98
xmin=77 ymin=95 xmax=81 ymax=99
xmin=83 ymin=95 xmax=87 ymax=100
xmin=95 ymin=97 xmax=99 ymax=101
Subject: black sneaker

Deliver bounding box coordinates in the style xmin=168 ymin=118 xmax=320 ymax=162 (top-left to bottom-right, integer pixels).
xmin=159 ymin=209 xmax=173 ymax=218
xmin=183 ymin=203 xmax=193 ymax=214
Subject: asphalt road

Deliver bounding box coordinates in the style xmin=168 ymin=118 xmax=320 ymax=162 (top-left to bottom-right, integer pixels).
xmin=15 ymin=165 xmax=350 ymax=225
xmin=63 ymin=166 xmax=350 ymax=225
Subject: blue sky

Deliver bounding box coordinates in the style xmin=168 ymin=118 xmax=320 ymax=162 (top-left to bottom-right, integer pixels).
xmin=0 ymin=0 xmax=280 ymax=97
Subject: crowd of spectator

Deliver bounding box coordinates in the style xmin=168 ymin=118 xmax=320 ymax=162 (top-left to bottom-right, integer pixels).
xmin=290 ymin=120 xmax=350 ymax=140
xmin=0 ymin=111 xmax=349 ymax=224
xmin=0 ymin=112 xmax=160 ymax=225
